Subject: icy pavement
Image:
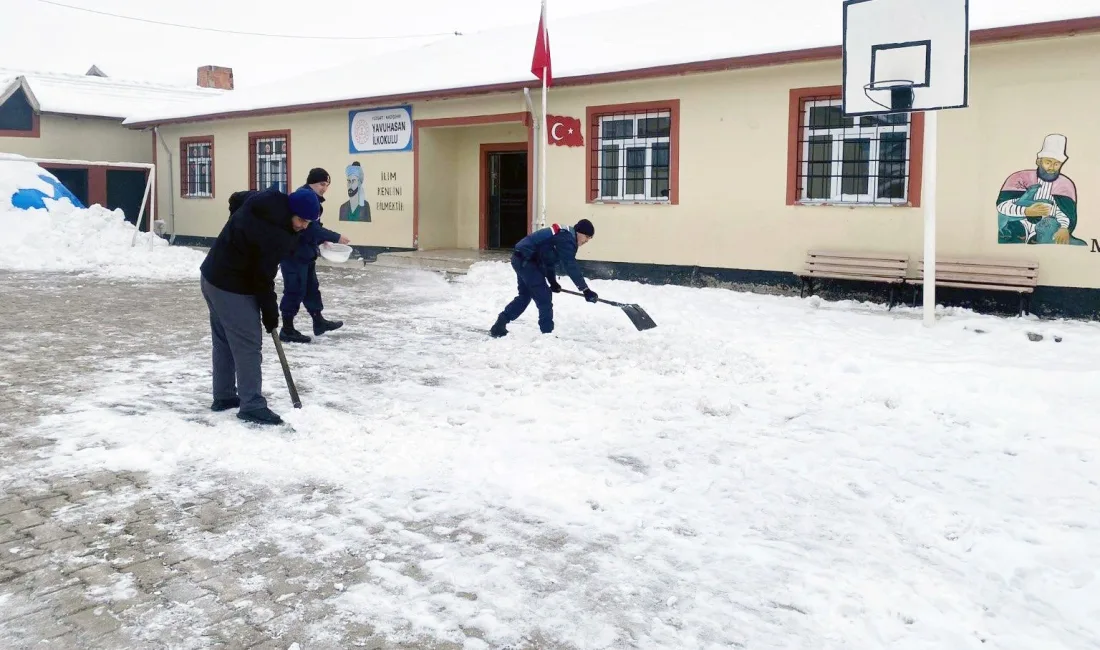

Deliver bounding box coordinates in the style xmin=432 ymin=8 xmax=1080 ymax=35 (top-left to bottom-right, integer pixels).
xmin=1 ymin=262 xmax=1099 ymax=650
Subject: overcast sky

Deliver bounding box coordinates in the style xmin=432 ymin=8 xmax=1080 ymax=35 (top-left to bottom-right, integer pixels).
xmin=2 ymin=0 xmax=649 ymax=87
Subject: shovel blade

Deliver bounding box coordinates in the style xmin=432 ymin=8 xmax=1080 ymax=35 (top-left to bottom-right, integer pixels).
xmin=620 ymin=304 xmax=657 ymax=331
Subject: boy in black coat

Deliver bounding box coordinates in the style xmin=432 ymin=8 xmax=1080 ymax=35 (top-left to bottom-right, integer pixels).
xmin=199 ymin=186 xmax=320 ymax=425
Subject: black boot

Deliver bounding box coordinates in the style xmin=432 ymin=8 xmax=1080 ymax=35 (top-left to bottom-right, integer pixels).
xmin=210 ymin=397 xmax=240 ymax=412
xmin=279 ymin=316 xmax=312 ymax=344
xmin=310 ymin=311 xmax=344 ymax=336
xmin=237 ymin=407 xmax=283 ymax=426
xmin=490 ymin=316 xmax=509 ymax=338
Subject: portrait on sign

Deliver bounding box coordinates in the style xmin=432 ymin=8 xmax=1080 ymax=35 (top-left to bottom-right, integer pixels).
xmin=339 ymin=161 xmax=371 ymax=222
xmin=996 ymin=134 xmax=1086 ymax=246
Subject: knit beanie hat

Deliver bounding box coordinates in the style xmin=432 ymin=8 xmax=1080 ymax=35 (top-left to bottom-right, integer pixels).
xmin=574 ymin=218 xmax=595 ymax=237
xmin=306 ymin=167 xmax=330 ymax=185
xmin=288 ymin=187 xmax=321 ymax=221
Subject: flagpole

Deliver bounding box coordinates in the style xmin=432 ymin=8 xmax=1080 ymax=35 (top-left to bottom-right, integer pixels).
xmin=539 ymin=0 xmax=548 ymax=229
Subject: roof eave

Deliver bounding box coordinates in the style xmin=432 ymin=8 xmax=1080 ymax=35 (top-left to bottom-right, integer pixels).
xmin=0 ymin=76 xmax=41 ymax=111
xmin=123 ymin=15 xmax=1100 ymax=130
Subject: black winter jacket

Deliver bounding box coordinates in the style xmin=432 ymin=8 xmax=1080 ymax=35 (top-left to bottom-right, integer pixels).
xmin=200 ymin=188 xmax=301 ymax=325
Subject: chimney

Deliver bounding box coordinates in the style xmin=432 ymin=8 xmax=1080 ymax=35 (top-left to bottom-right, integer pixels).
xmin=197 ymin=65 xmax=234 ymax=90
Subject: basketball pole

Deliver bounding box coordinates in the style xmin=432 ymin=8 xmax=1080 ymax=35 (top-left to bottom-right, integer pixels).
xmin=921 ymin=110 xmax=938 ymax=327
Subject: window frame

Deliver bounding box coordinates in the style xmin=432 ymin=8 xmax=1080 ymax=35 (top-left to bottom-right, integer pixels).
xmin=586 ymin=100 xmax=680 ymax=205
xmin=179 ymin=136 xmax=215 ymax=199
xmin=247 ymin=129 xmax=292 ymax=193
xmin=0 ymin=85 xmax=41 ymax=138
xmin=786 ymin=85 xmax=925 ymax=208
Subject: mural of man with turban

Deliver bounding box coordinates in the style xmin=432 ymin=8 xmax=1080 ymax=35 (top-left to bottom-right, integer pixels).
xmin=339 ymin=161 xmax=371 ymax=222
xmin=996 ymin=133 xmax=1086 ymax=246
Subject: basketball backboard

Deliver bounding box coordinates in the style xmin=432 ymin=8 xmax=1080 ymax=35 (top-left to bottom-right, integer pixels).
xmin=842 ymin=0 xmax=970 ymax=116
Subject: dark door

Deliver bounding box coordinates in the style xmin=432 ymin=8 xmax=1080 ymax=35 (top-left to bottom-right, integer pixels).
xmin=42 ymin=167 xmax=89 ymax=207
xmin=486 ymin=151 xmax=528 ymax=250
xmin=106 ymin=169 xmax=150 ymax=231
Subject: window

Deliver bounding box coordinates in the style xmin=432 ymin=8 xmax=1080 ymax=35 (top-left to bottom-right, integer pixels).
xmin=248 ymin=130 xmax=291 ymax=192
xmin=586 ymin=101 xmax=679 ymax=204
xmin=0 ymin=86 xmax=40 ymax=137
xmin=179 ymin=137 xmax=214 ymax=198
xmin=787 ymin=87 xmax=924 ymax=207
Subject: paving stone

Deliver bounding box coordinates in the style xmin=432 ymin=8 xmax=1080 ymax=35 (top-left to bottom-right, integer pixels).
xmin=0 ymin=587 xmax=53 ymax=622
xmin=39 ymin=533 xmax=97 ymax=556
xmin=230 ymin=596 xmax=289 ymax=627
xmin=32 ymin=495 xmax=71 ymax=514
xmin=174 ymin=557 xmax=220 ymax=583
xmin=180 ymin=593 xmax=235 ymax=626
xmin=0 ymin=497 xmax=30 ymax=517
xmin=159 ymin=577 xmax=212 ymax=605
xmin=267 ymin=577 xmax=308 ymax=599
xmin=150 ymin=545 xmax=194 ymax=567
xmin=5 ymin=551 xmax=56 ymax=575
xmin=82 ymin=471 xmax=125 ymax=491
xmin=200 ymin=571 xmax=255 ymax=604
xmin=0 ymin=524 xmax=24 ymax=547
xmin=79 ymin=629 xmax=142 ymax=649
xmin=73 ymin=561 xmax=120 ymax=586
xmin=211 ymin=616 xmax=267 ymax=650
xmin=54 ymin=480 xmax=95 ymax=500
xmin=23 ymin=522 xmax=78 ymax=545
xmin=3 ymin=508 xmax=46 ymax=531
xmin=24 ymin=565 xmax=82 ymax=599
xmin=123 ymin=558 xmax=176 ymax=591
xmin=49 ymin=583 xmax=99 ymax=618
xmin=62 ymin=605 xmax=122 ymax=638
xmin=0 ymin=606 xmax=75 ymax=645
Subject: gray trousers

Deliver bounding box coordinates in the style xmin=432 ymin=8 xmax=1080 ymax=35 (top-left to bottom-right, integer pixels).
xmin=200 ymin=275 xmax=267 ymax=412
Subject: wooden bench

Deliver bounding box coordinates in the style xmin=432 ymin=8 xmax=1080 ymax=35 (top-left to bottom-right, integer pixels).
xmin=795 ymin=250 xmax=910 ymax=310
xmin=908 ymin=256 xmax=1039 ymax=316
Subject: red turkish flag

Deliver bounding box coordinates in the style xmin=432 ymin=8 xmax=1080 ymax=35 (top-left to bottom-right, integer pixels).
xmin=531 ymin=2 xmax=552 ymax=86
xmin=547 ymin=115 xmax=583 ymax=147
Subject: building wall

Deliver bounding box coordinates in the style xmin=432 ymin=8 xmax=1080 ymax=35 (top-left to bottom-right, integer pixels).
xmin=0 ymin=114 xmax=152 ymax=163
xmin=149 ymin=31 xmax=1100 ymax=294
xmin=153 ymin=93 xmax=530 ymax=246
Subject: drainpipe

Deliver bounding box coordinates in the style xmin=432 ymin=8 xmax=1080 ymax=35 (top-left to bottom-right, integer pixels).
xmin=154 ymin=126 xmax=177 ymax=244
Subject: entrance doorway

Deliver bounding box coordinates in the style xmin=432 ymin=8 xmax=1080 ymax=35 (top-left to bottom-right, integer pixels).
xmin=106 ymin=169 xmax=151 ymax=231
xmin=482 ymin=144 xmax=529 ymax=250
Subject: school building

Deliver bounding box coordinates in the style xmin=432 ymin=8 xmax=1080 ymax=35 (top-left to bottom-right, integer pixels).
xmin=1 ymin=65 xmax=227 ymax=226
xmin=121 ymin=1 xmax=1100 ymax=319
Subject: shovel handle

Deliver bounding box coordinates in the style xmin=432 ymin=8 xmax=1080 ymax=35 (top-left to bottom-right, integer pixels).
xmin=559 ymin=288 xmax=626 ymax=308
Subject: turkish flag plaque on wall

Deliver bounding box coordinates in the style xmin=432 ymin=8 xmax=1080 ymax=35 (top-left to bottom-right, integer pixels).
xmin=547 ymin=115 xmax=584 ymax=147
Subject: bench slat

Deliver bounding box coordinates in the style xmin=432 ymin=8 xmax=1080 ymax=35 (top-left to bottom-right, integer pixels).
xmin=918 ymin=262 xmax=1038 ymax=278
xmin=924 ymin=256 xmax=1040 ymax=269
xmin=805 ymin=263 xmax=907 ymax=277
xmin=810 ymin=258 xmax=908 ymax=271
xmin=921 ymin=271 xmax=1038 ymax=286
xmin=797 ymin=270 xmax=906 ymax=283
xmin=907 ymin=279 xmax=1035 ymax=293
xmin=808 ymin=250 xmax=909 ymax=263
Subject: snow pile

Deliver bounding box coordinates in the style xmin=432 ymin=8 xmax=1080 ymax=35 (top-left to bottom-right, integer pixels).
xmin=0 ymin=154 xmax=205 ymax=280
xmin=8 ymin=263 xmax=1100 ymax=649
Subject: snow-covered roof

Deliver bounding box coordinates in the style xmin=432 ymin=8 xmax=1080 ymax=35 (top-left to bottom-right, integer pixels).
xmin=0 ymin=67 xmax=226 ymax=121
xmin=123 ymin=0 xmax=1100 ymax=127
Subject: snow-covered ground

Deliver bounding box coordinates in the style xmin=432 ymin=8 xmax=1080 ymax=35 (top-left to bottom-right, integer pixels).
xmin=3 ymin=260 xmax=1099 ymax=649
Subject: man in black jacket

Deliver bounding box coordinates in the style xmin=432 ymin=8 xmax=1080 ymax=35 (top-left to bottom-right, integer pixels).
xmin=199 ymin=186 xmax=320 ymax=425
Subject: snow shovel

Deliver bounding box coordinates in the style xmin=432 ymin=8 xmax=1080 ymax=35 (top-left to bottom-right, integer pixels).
xmin=560 ymin=289 xmax=657 ymax=331
xmin=270 ymin=332 xmax=302 ymax=408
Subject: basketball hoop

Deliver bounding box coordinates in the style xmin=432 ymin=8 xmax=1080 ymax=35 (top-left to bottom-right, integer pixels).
xmin=862 ymin=79 xmax=916 ymax=113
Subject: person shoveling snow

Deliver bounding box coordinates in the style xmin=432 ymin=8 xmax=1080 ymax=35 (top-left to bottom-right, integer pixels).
xmin=199 ymin=186 xmax=319 ymax=426
xmin=490 ymin=219 xmax=598 ymax=337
